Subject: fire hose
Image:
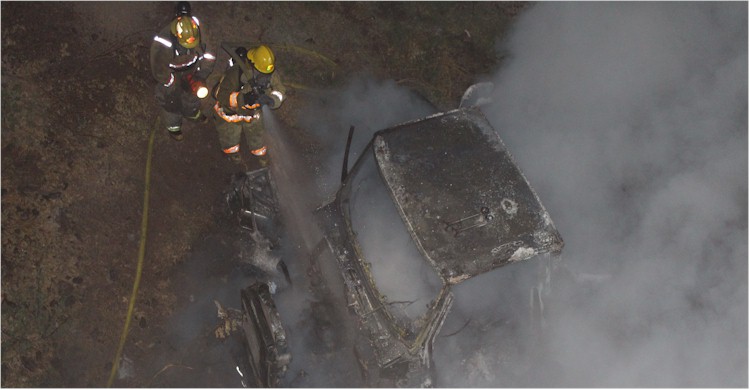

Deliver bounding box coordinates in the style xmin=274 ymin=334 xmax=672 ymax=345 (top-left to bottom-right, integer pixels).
xmin=106 ymin=118 xmax=157 ymax=387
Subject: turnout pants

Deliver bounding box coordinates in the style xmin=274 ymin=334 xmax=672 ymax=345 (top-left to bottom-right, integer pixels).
xmin=156 ymin=85 xmax=202 ymax=133
xmin=214 ymin=114 xmax=266 ymax=156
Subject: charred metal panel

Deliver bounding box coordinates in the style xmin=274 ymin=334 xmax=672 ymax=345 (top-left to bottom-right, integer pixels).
xmin=373 ymin=107 xmax=563 ymax=283
xmin=315 ymin=202 xmax=410 ymax=368
xmin=240 ymin=282 xmax=291 ymax=387
xmin=315 ymin=195 xmax=454 ymax=388
xmin=226 ymin=168 xmax=281 ymax=237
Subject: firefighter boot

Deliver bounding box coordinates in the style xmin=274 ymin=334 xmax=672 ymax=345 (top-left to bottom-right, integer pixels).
xmin=258 ymin=153 xmax=270 ymax=168
xmin=227 ymin=152 xmax=242 ymax=164
xmin=167 ymin=126 xmax=184 ymax=141
xmin=251 ymin=146 xmax=269 ymax=167
xmin=188 ymin=110 xmax=208 ymax=124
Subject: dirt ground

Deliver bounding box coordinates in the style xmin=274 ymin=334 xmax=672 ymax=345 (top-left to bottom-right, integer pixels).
xmin=1 ymin=2 xmax=527 ymax=387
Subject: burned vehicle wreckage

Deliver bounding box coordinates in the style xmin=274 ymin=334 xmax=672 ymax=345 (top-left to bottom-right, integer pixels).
xmin=227 ymin=91 xmax=564 ymax=387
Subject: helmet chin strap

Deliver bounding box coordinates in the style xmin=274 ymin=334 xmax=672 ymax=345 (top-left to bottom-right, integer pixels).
xmin=192 ymin=43 xmax=204 ymax=56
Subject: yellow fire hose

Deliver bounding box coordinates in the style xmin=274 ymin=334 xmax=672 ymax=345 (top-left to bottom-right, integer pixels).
xmin=106 ymin=120 xmax=157 ymax=387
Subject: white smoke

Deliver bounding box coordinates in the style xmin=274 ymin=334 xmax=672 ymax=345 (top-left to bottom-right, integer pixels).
xmin=298 ymin=75 xmax=437 ymax=197
xmin=443 ymin=2 xmax=747 ymax=387
xmin=265 ymin=77 xmax=438 ymax=386
xmin=278 ymin=4 xmax=746 ymax=386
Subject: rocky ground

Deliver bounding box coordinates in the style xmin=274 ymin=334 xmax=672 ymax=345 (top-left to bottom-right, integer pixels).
xmin=1 ymin=2 xmax=527 ymax=387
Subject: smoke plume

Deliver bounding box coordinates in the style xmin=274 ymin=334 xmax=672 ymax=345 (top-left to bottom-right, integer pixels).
xmin=272 ymin=4 xmax=746 ymax=386
xmin=451 ymin=2 xmax=747 ymax=386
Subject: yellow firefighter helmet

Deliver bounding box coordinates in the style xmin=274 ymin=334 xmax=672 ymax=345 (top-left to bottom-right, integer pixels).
xmin=170 ymin=16 xmax=201 ymax=49
xmin=247 ymin=45 xmax=275 ymax=74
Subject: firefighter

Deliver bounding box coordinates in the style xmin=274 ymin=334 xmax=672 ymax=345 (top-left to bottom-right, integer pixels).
xmin=150 ymin=1 xmax=216 ymax=141
xmin=213 ymin=44 xmax=286 ymax=165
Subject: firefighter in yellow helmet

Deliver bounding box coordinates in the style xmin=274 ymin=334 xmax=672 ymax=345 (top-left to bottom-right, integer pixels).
xmin=213 ymin=44 xmax=286 ymax=165
xmin=150 ymin=1 xmax=216 ymax=141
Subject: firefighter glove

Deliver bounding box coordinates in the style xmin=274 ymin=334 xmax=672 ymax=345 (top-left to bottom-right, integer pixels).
xmin=258 ymin=94 xmax=274 ymax=107
xmin=243 ymin=91 xmax=259 ymax=105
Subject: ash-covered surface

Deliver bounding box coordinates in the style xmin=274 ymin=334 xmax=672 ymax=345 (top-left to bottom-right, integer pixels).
xmin=1 ymin=2 xmax=525 ymax=387
xmin=373 ymin=107 xmax=562 ymax=280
